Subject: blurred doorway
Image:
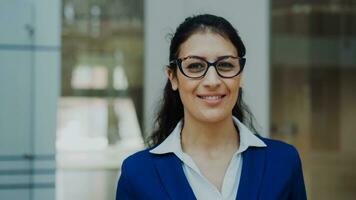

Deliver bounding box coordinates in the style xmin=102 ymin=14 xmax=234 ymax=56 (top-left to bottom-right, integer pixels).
xmin=57 ymin=0 xmax=144 ymax=200
xmin=270 ymin=1 xmax=356 ymax=199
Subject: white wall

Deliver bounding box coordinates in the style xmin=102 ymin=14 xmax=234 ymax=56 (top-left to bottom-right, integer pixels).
xmin=144 ymin=0 xmax=270 ymax=136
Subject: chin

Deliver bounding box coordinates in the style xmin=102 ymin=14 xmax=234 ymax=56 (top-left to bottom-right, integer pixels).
xmin=195 ymin=111 xmax=230 ymax=124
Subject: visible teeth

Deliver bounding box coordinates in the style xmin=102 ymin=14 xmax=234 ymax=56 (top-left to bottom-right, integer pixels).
xmin=201 ymin=96 xmax=222 ymax=100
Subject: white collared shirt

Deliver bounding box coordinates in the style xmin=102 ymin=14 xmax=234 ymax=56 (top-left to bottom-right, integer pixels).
xmin=150 ymin=116 xmax=267 ymax=200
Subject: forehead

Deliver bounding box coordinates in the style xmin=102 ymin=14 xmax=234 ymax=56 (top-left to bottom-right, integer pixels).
xmin=178 ymin=32 xmax=237 ymax=59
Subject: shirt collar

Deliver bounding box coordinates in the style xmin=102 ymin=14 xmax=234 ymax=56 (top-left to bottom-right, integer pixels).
xmin=149 ymin=116 xmax=266 ymax=155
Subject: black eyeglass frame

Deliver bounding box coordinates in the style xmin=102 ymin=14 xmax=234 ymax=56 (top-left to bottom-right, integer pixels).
xmin=169 ymin=55 xmax=246 ymax=79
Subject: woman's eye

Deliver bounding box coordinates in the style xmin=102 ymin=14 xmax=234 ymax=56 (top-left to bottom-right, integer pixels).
xmin=186 ymin=63 xmax=205 ymax=70
xmin=188 ymin=63 xmax=203 ymax=68
xmin=217 ymin=62 xmax=234 ymax=70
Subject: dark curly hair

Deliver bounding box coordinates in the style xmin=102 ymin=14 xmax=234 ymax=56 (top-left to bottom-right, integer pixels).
xmin=146 ymin=14 xmax=258 ymax=147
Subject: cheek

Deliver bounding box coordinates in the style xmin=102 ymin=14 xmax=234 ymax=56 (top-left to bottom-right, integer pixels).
xmin=176 ymin=72 xmax=197 ymax=93
xmin=178 ymin=82 xmax=197 ymax=103
xmin=233 ymin=88 xmax=240 ymax=105
xmin=228 ymin=79 xmax=241 ymax=105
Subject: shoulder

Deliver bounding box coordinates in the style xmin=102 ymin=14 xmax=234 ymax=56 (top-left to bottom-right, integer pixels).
xmin=119 ymin=148 xmax=157 ymax=189
xmin=120 ymin=146 xmax=171 ymax=174
xmin=257 ymin=136 xmax=302 ymax=167
xmin=260 ymin=137 xmax=299 ymax=154
xmin=117 ymin=148 xmax=167 ymax=198
xmin=119 ymin=147 xmax=175 ymax=190
xmin=254 ymin=137 xmax=307 ymax=198
xmin=121 ymin=148 xmax=155 ymax=171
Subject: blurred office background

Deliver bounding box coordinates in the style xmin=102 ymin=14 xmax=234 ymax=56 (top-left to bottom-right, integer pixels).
xmin=0 ymin=0 xmax=355 ymax=199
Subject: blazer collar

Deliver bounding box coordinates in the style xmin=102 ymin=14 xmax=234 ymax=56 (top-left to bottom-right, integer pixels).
xmin=153 ymin=153 xmax=196 ymax=200
xmin=149 ymin=116 xmax=266 ymax=155
xmin=153 ymin=145 xmax=267 ymax=200
xmin=236 ymin=146 xmax=267 ymax=200
xmin=151 ymin=117 xmax=267 ymax=199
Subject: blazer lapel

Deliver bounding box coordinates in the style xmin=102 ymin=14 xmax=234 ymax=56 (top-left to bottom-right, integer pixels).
xmin=154 ymin=153 xmax=196 ymax=200
xmin=236 ymin=147 xmax=267 ymax=200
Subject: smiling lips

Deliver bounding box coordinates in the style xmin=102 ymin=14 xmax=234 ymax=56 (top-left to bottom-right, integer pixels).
xmin=197 ymin=94 xmax=226 ymax=105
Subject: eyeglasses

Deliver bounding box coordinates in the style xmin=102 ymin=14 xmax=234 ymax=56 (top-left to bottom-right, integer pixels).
xmin=169 ymin=55 xmax=245 ymax=79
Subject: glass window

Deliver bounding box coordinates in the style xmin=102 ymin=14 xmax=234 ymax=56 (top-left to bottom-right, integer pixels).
xmin=271 ymin=0 xmax=356 ymax=199
xmin=58 ymin=0 xmax=144 ymax=151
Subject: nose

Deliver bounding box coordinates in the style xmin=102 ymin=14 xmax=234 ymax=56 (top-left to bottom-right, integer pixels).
xmin=202 ymin=66 xmax=221 ymax=88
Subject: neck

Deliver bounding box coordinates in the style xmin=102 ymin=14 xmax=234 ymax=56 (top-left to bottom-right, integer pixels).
xmin=181 ymin=113 xmax=239 ymax=154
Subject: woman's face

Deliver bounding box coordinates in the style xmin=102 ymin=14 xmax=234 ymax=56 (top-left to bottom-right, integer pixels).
xmin=167 ymin=32 xmax=242 ymax=123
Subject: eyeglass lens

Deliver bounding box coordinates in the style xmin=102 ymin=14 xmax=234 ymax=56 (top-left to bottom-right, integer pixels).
xmin=181 ymin=57 xmax=241 ymax=78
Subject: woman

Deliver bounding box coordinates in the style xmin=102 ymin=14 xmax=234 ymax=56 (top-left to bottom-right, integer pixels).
xmin=116 ymin=14 xmax=307 ymax=200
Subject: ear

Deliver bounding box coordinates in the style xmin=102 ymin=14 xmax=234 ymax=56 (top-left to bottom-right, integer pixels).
xmin=166 ymin=68 xmax=178 ymax=91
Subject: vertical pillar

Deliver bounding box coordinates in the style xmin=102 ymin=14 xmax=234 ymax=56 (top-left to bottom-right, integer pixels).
xmin=32 ymin=0 xmax=61 ymax=199
xmin=0 ymin=0 xmax=60 ymax=199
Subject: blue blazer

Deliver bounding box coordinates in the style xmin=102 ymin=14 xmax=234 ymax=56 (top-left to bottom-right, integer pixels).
xmin=116 ymin=137 xmax=307 ymax=200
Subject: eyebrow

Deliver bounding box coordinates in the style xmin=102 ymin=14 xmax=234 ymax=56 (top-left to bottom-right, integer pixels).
xmin=184 ymin=54 xmax=238 ymax=60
